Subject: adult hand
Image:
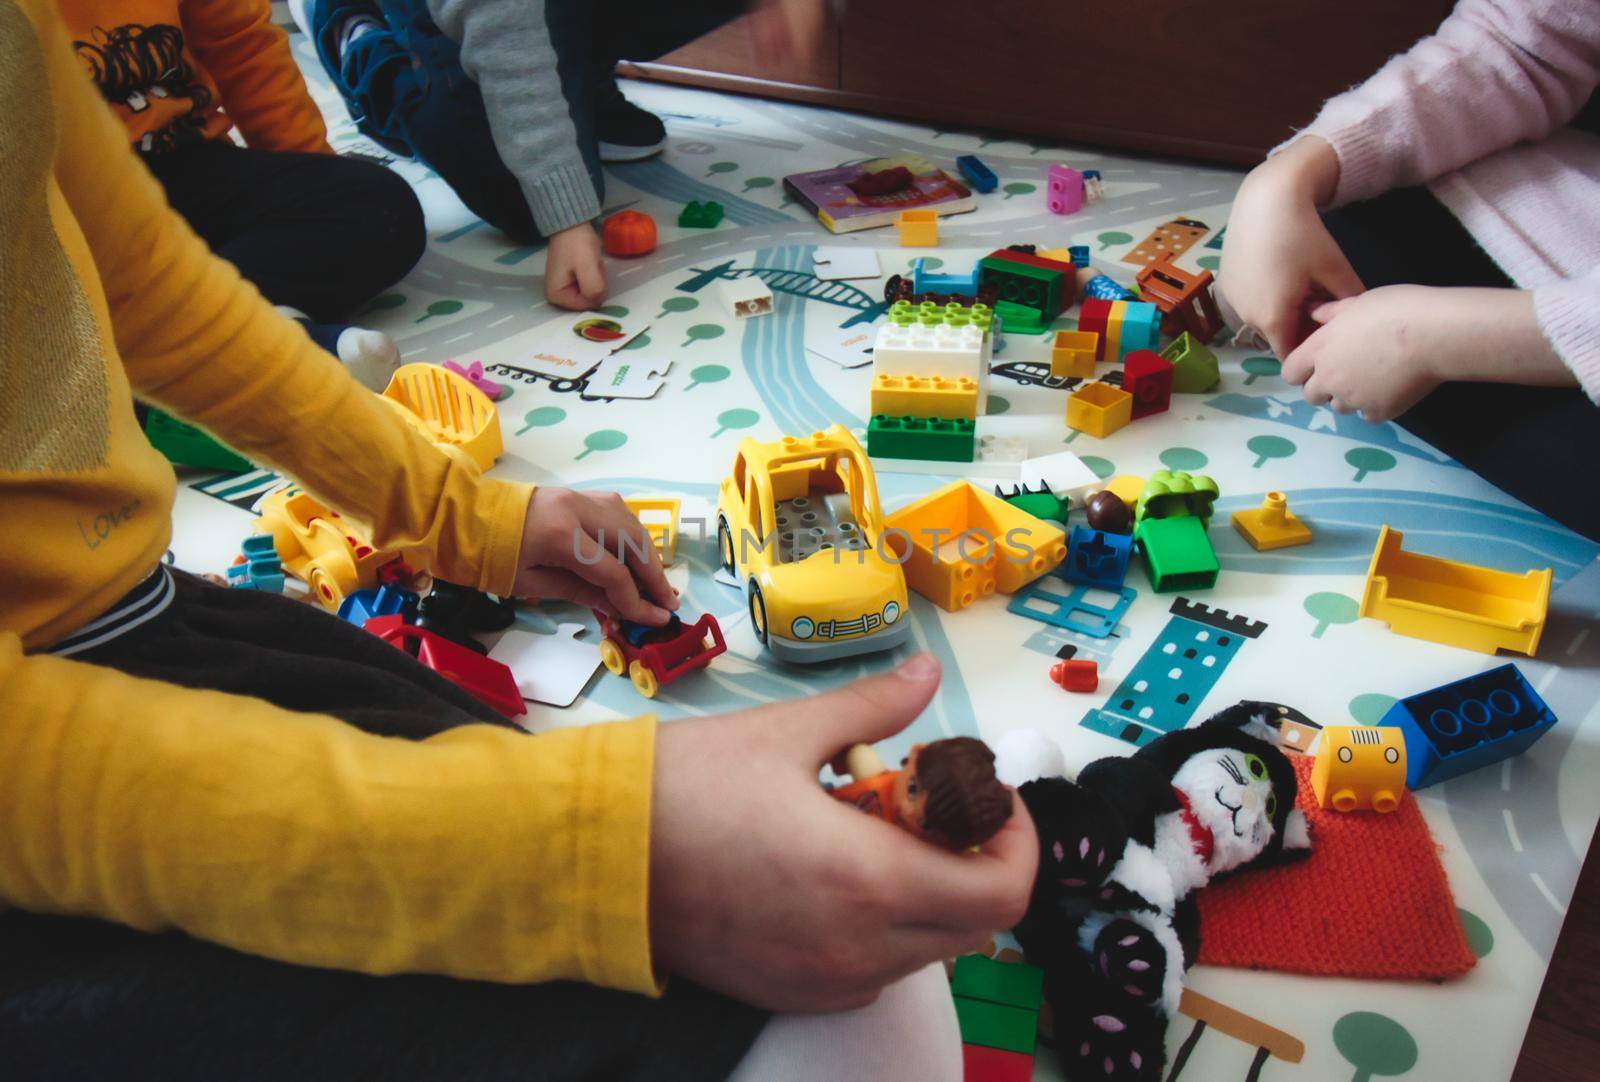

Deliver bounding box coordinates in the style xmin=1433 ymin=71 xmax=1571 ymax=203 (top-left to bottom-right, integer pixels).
xmin=545 ymin=224 xmax=608 ymax=310
xmin=649 ymin=653 xmax=1038 ymax=1012
xmin=1285 ymin=285 xmax=1565 ymax=423
xmin=514 ymin=488 xmax=677 ymax=624
xmin=1219 ymin=136 xmax=1363 ymax=358
xmin=746 ymin=0 xmax=828 ymax=68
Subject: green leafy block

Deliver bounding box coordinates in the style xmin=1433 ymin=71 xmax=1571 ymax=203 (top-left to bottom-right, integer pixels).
xmin=1136 ymin=515 xmax=1219 ymax=593
xmin=885 ymin=299 xmax=994 ymax=337
xmin=954 ymin=995 xmax=1038 ymax=1055
xmin=143 ymin=408 xmax=252 ymax=473
xmin=678 ymin=201 xmax=724 ymax=228
xmin=1161 ymin=332 xmax=1220 ymax=393
xmin=866 ymin=415 xmax=976 ymax=462
xmin=951 ymin=954 xmax=1044 ymax=1011
xmin=1135 ymin=469 xmax=1220 ymax=524
xmin=1000 ymin=491 xmax=1066 ymax=523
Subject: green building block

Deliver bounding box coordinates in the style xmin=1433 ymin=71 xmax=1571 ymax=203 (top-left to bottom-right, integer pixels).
xmin=866 ymin=415 xmax=976 ymax=462
xmin=977 ymin=256 xmax=1066 ymax=336
xmin=1161 ymin=332 xmax=1220 ymax=393
xmin=143 ymin=408 xmax=252 ymax=473
xmin=884 ymin=299 xmax=994 ymax=337
xmin=999 ymin=491 xmax=1066 ymax=523
xmin=678 ymin=201 xmax=724 ymax=228
xmin=951 ymin=954 xmax=1044 ymax=1012
xmin=1136 ymin=514 xmax=1219 ymax=592
xmin=954 ymin=995 xmax=1038 ymax=1055
xmin=1135 ymin=469 xmax=1219 ymax=524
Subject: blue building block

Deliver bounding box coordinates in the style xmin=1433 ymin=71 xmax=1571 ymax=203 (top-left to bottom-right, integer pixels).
xmin=1118 ymin=301 xmax=1162 ymax=354
xmin=227 ymin=534 xmax=285 ymax=592
xmin=1007 ymin=580 xmax=1135 ymax=638
xmin=1081 ymin=274 xmax=1135 ymax=302
xmin=1063 ymin=525 xmax=1132 ymax=589
xmin=1380 ymin=664 xmax=1557 ymax=789
xmin=1081 ymin=598 xmax=1268 ymax=746
xmin=956 ymin=154 xmax=999 ymax=194
xmin=1067 ymin=245 xmax=1090 ymax=268
xmin=910 ymin=257 xmax=981 ymax=297
xmin=337 ymin=585 xmax=420 ymax=627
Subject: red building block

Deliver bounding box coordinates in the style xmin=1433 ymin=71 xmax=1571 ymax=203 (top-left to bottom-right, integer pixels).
xmin=1050 ymin=658 xmax=1099 ymax=692
xmin=1123 ymin=349 xmax=1175 ymax=419
xmin=1077 ymin=297 xmax=1112 ymax=359
xmin=363 ymin=615 xmax=526 ymax=717
xmin=962 ymin=1043 xmax=1033 ymax=1082
xmin=1135 ymin=258 xmax=1224 ymax=343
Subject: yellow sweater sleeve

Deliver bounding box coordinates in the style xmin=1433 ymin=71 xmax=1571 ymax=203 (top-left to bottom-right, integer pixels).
xmin=185 ymin=0 xmax=332 ymax=153
xmin=47 ymin=2 xmax=523 ymax=595
xmin=0 ymin=635 xmax=660 ymax=990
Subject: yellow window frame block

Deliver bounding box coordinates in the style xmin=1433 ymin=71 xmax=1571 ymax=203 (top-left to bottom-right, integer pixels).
xmin=884 ymin=481 xmax=1066 ymax=611
xmin=1359 ymin=525 xmax=1551 ymax=656
xmin=869 ymin=373 xmax=980 ymax=420
xmin=1066 ymin=382 xmax=1133 ymax=438
xmin=624 ymin=496 xmax=682 ymax=565
xmin=381 ymin=363 xmax=504 ymax=472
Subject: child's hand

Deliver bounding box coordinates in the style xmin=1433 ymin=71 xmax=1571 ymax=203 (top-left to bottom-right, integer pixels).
xmin=1220 ymin=136 xmax=1364 ymax=358
xmin=1282 ymin=286 xmax=1445 ymax=421
xmin=1285 ymin=285 xmax=1568 ymax=422
xmin=513 ymin=488 xmax=678 ymax=624
xmin=649 ymin=653 xmax=1038 ymax=1012
xmin=545 ymin=224 xmax=608 ymax=310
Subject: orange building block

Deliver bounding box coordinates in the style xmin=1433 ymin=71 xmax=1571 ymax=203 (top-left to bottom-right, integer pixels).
xmin=1311 ymin=726 xmax=1408 ymax=813
xmin=896 ymin=209 xmax=939 ymax=247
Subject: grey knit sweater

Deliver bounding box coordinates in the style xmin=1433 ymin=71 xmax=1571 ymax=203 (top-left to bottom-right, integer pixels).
xmin=426 ymin=0 xmax=601 ymax=237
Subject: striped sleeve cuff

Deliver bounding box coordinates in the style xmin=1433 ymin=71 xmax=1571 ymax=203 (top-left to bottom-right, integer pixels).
xmin=1534 ymin=276 xmax=1600 ymax=403
xmin=522 ymin=160 xmax=603 ymax=238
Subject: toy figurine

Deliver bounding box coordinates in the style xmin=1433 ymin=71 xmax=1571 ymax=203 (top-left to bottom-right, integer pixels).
xmin=415 ymin=580 xmax=517 ymax=654
xmin=999 ymin=703 xmax=1311 ymax=1081
xmin=831 ymin=736 xmax=1013 ymax=851
xmin=1085 ymin=489 xmax=1133 ymax=534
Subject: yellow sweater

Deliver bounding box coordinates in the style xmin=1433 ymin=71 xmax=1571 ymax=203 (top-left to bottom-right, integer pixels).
xmin=0 ymin=0 xmax=657 ymax=995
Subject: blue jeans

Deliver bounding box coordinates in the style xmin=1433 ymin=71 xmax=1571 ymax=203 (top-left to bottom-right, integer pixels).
xmin=310 ymin=0 xmax=739 ymax=242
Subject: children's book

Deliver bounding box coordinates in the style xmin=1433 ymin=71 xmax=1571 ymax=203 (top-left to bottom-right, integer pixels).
xmin=783 ymin=154 xmax=976 ymax=234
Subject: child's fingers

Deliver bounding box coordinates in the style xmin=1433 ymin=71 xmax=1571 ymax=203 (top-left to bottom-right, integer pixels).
xmin=562 ymin=542 xmax=671 ymax=625
xmin=510 ymin=567 xmax=609 ymax=611
xmin=577 ymin=496 xmax=679 ymax=612
xmin=576 ymin=257 xmax=607 ymax=307
xmin=1315 ymin=251 xmax=1365 ymax=301
xmin=786 ymin=652 xmax=942 ymax=764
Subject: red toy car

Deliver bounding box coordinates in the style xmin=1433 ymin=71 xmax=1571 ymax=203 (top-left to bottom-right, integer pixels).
xmin=364 ymin=614 xmax=525 ymax=717
xmin=593 ymin=609 xmax=726 ymax=698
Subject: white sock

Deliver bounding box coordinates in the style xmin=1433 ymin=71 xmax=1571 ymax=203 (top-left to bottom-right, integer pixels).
xmin=336 ymin=327 xmax=401 ymax=391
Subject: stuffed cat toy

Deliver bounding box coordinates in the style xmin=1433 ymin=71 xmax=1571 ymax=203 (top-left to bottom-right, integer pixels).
xmin=999 ymin=702 xmax=1312 ymax=1081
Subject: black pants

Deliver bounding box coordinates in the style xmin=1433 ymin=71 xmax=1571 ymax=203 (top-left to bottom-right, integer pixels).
xmin=1321 ymin=188 xmax=1600 ymax=541
xmin=0 ymin=572 xmax=767 ymax=1082
xmin=144 ymin=142 xmax=426 ymax=323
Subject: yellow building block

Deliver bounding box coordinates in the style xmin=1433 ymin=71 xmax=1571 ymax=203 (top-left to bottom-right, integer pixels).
xmin=1231 ymin=492 xmax=1312 ymax=550
xmin=1360 ymin=525 xmax=1550 ymax=657
xmin=1104 ymin=474 xmax=1145 ymax=511
xmin=883 ymin=481 xmax=1066 ymax=611
xmin=897 ymin=209 xmax=939 ymax=247
xmin=381 ymin=363 xmax=503 ymax=471
xmin=1066 ymin=382 xmax=1132 ymax=438
xmin=1311 ymin=726 xmax=1407 ymax=813
xmin=870 ymin=373 xmax=980 ymax=420
xmin=1050 ymin=330 xmax=1099 ymax=379
xmin=1035 ymin=246 xmax=1075 ymax=264
xmin=624 ymin=496 xmax=682 ymax=564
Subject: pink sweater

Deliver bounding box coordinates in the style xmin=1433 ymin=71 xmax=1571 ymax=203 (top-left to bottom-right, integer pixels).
xmin=1293 ymin=0 xmax=1600 ymax=401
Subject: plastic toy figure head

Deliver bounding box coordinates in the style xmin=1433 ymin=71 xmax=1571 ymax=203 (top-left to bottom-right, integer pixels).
xmin=1137 ymin=703 xmax=1311 ymax=875
xmin=899 ymin=737 xmax=1013 ymax=850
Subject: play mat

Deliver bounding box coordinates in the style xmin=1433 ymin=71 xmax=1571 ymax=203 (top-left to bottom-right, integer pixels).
xmin=159 ymin=30 xmax=1600 ymax=1082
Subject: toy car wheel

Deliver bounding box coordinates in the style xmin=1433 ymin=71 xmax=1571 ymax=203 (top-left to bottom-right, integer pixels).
xmin=628 ymin=660 xmax=659 ymax=698
xmin=599 ymin=639 xmax=626 ymax=676
xmin=747 ymin=580 xmax=768 ymax=644
xmin=717 ymin=516 xmax=736 ymax=573
xmin=307 ymin=554 xmax=355 ymax=610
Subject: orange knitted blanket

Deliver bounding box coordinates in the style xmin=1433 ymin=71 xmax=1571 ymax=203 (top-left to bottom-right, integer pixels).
xmin=1195 ymin=757 xmax=1477 ymax=980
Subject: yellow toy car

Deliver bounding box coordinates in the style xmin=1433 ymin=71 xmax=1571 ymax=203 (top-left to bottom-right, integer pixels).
xmin=716 ymin=426 xmax=910 ymax=663
xmin=256 ymin=490 xmax=404 ymax=610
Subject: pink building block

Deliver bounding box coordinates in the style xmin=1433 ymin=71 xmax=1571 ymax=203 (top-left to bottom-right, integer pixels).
xmin=1047 ymin=164 xmax=1084 ymax=216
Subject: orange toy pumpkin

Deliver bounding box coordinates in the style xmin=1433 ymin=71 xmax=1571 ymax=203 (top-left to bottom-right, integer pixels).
xmin=602 ymin=210 xmax=657 ymax=257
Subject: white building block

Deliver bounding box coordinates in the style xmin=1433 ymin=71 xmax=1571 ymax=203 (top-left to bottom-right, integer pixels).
xmin=870 ymin=433 xmax=1026 ymax=482
xmin=718 ymin=278 xmax=774 ymax=319
xmin=1019 ymin=450 xmax=1103 ymax=507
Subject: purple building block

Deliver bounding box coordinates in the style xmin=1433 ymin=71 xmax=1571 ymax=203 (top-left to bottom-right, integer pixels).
xmin=1047 ymin=164 xmax=1084 ymax=216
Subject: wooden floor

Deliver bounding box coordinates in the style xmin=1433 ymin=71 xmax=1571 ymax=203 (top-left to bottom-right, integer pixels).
xmin=1513 ymin=830 xmax=1600 ymax=1080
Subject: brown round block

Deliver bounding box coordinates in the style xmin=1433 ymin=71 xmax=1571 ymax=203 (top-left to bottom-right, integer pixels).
xmin=1085 ymin=489 xmax=1132 ymax=534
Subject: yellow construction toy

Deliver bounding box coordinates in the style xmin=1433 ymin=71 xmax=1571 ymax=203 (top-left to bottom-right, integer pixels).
xmin=1049 ymin=330 xmax=1099 ymax=379
xmin=1360 ymin=525 xmax=1550 ymax=657
xmin=1311 ymin=725 xmax=1407 ymax=813
xmin=716 ymin=426 xmax=909 ymax=663
xmin=883 ymin=480 xmax=1066 ymax=611
xmin=256 ymin=490 xmax=404 ymax=609
xmin=623 ymin=496 xmax=681 ymax=565
xmin=381 ymin=363 xmax=503 ymax=472
xmin=896 ymin=209 xmax=939 ymax=247
xmin=1231 ymin=492 xmax=1312 ymax=550
xmin=1066 ymin=382 xmax=1133 ymax=438
xmin=870 ymin=373 xmax=981 ymax=420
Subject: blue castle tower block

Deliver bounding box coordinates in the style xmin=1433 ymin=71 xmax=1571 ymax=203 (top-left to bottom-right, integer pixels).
xmin=1081 ymin=597 xmax=1268 ymax=747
